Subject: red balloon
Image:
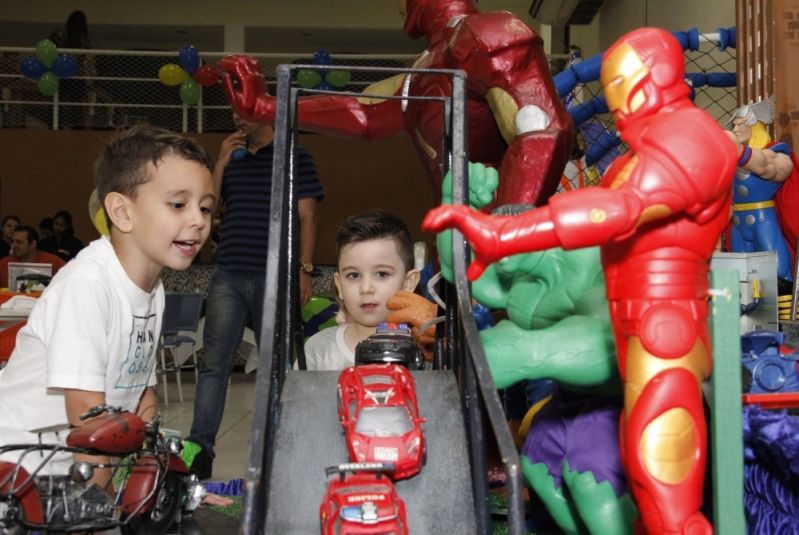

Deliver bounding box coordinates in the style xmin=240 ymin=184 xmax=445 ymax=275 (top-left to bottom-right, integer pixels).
xmin=193 ymin=64 xmax=219 ymax=87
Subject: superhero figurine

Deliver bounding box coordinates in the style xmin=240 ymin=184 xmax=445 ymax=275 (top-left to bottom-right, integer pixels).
xmin=726 ymin=98 xmax=796 ymax=281
xmin=218 ymin=0 xmax=572 ymax=207
xmin=423 ymin=28 xmax=738 ymax=534
xmin=389 ymin=163 xmax=636 ymax=534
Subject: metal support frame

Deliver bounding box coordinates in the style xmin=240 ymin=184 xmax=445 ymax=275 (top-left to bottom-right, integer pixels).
xmin=239 ymin=63 xmax=525 ymax=534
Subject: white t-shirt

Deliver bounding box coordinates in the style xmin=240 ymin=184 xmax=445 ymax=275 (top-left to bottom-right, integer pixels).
xmin=0 ymin=237 xmax=163 ymax=474
xmin=303 ymin=325 xmax=355 ymax=371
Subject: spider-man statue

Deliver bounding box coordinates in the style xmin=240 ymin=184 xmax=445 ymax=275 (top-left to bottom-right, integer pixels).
xmin=218 ymin=0 xmax=572 ymax=207
xmin=424 ymin=27 xmax=737 ymax=534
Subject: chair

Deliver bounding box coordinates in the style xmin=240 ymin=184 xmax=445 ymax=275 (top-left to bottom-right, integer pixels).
xmin=158 ymin=292 xmax=203 ymax=405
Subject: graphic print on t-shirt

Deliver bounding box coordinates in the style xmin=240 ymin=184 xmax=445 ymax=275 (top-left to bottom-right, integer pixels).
xmin=114 ymin=313 xmax=157 ymax=390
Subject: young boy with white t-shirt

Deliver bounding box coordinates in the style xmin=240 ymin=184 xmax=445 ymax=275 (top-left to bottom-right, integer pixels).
xmin=303 ymin=210 xmax=420 ymax=370
xmin=0 ymin=125 xmax=215 ymax=484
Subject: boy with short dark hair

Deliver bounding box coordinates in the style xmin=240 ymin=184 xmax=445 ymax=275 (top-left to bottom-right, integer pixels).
xmin=303 ymin=209 xmax=420 ymax=370
xmin=0 ymin=124 xmax=216 ymax=481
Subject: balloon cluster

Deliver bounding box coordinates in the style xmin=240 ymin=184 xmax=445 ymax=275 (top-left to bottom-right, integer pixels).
xmin=19 ymin=39 xmax=79 ymax=97
xmin=158 ymin=45 xmax=219 ymax=106
xmin=296 ymin=50 xmax=351 ymax=91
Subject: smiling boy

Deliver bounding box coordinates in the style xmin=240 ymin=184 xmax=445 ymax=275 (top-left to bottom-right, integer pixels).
xmin=303 ymin=210 xmax=420 ymax=371
xmin=0 ymin=125 xmax=215 ymax=482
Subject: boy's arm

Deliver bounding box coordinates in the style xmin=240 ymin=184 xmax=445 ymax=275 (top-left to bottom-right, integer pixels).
xmin=136 ymin=386 xmax=158 ymax=422
xmin=64 ymin=389 xmax=113 ymax=489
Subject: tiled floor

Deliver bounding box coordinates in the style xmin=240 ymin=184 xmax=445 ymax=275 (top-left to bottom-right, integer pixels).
xmin=156 ymin=370 xmax=257 ymax=483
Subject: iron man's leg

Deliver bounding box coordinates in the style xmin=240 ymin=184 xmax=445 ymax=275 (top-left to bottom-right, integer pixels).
xmin=621 ymin=303 xmax=712 ymax=534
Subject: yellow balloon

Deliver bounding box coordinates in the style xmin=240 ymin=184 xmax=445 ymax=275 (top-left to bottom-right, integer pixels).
xmin=88 ymin=189 xmax=110 ymax=237
xmin=159 ymin=63 xmax=189 ymax=87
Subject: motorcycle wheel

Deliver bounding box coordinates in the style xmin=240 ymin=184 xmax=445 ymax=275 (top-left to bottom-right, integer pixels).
xmin=0 ymin=497 xmax=26 ymax=535
xmin=120 ymin=472 xmax=183 ymax=535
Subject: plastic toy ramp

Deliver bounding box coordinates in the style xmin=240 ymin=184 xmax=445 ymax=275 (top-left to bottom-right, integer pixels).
xmin=265 ymin=370 xmax=477 ymax=533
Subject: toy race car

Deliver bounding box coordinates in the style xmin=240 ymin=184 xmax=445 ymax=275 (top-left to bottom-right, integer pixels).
xmin=319 ymin=463 xmax=408 ymax=535
xmin=741 ymin=330 xmax=799 ymax=394
xmin=354 ymin=323 xmax=424 ymax=370
xmin=337 ymin=364 xmax=426 ymax=480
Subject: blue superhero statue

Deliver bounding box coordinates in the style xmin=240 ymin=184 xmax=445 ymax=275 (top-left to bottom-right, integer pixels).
xmin=388 ymin=163 xmax=636 ymax=534
xmin=727 ymin=98 xmax=796 ymax=281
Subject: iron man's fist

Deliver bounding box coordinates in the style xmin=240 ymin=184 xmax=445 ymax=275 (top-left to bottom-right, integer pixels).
xmin=219 ymin=55 xmax=268 ymax=120
xmin=422 ymin=205 xmax=503 ymax=280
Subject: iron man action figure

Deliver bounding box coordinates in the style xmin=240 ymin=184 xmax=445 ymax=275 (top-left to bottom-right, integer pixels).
xmin=424 ymin=28 xmax=737 ymax=534
xmin=218 ymin=0 xmax=572 ymax=207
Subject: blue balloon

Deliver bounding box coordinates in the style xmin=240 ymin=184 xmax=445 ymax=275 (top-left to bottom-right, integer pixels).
xmin=20 ymin=58 xmax=47 ymax=80
xmin=178 ymin=45 xmax=201 ymax=74
xmin=317 ymin=80 xmax=333 ymax=91
xmin=51 ymin=54 xmax=78 ymax=78
xmin=312 ymin=49 xmax=332 ymax=65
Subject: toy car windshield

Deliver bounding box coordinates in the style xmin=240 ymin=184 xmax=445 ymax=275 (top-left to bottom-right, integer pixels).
xmin=355 ymin=406 xmax=413 ymax=437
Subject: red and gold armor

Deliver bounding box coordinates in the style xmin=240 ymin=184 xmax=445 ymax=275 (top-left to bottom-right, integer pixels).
xmin=423 ymin=27 xmax=737 ymax=534
xmin=218 ymin=0 xmax=572 ymax=207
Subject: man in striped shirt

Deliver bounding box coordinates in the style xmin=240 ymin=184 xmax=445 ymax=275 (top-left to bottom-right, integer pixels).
xmin=187 ymin=111 xmax=324 ymax=479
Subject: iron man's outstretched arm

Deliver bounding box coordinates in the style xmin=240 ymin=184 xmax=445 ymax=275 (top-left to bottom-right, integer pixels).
xmin=423 ymin=151 xmax=696 ymax=279
xmin=219 ymin=55 xmax=405 ymax=141
xmin=453 ymin=13 xmax=573 ymax=206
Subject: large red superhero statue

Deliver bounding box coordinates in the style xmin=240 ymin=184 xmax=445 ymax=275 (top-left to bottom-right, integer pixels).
xmin=218 ymin=0 xmax=572 ymax=207
xmin=424 ymin=28 xmax=737 ymax=534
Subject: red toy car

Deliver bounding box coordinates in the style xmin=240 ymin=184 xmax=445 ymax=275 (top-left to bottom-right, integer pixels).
xmin=319 ymin=463 xmax=408 ymax=535
xmin=337 ymin=364 xmax=426 ymax=480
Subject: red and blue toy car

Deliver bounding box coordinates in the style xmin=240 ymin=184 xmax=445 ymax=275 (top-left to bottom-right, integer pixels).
xmin=337 ymin=364 xmax=426 ymax=480
xmin=319 ymin=462 xmax=408 ymax=535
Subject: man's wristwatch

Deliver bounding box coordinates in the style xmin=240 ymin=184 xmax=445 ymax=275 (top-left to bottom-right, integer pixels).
xmin=300 ymin=261 xmax=314 ymax=274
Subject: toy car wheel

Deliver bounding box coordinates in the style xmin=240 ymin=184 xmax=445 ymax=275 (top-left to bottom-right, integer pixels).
xmin=121 ymin=472 xmax=183 ymax=535
xmin=422 ymin=446 xmax=427 ymax=467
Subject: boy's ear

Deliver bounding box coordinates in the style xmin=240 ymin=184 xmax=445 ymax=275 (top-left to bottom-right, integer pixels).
xmin=104 ymin=192 xmax=133 ymax=233
xmin=403 ymin=269 xmax=421 ymax=292
xmin=333 ymin=272 xmax=343 ymax=300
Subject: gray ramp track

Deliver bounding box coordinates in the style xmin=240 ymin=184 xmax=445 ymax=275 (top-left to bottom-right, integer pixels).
xmin=266 ymin=370 xmax=477 ymax=534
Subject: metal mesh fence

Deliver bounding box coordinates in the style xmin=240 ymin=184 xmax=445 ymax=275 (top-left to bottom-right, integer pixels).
xmin=1 ymin=36 xmax=736 ymax=186
xmin=0 ymin=48 xmax=417 ymax=132
xmin=556 ymin=32 xmax=737 ymax=192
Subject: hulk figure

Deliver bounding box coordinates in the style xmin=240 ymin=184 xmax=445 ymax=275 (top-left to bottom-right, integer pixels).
xmin=389 ymin=163 xmax=636 ymax=534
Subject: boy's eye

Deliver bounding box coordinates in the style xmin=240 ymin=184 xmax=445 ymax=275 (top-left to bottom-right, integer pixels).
xmin=376 ymin=271 xmax=392 ymax=279
xmin=344 ymin=272 xmax=359 ymax=280
xmin=200 ymin=206 xmax=213 ymax=215
xmin=169 ymin=202 xmax=185 ymax=209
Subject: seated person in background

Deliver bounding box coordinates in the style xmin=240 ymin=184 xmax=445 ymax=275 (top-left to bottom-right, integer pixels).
xmin=303 ymin=209 xmax=420 ymax=371
xmin=0 ymin=124 xmax=216 ymax=483
xmin=0 ymin=214 xmax=20 ymax=259
xmin=0 ymin=225 xmax=65 ymax=289
xmin=39 ymin=210 xmax=84 ymax=262
xmin=39 ymin=217 xmax=54 ymax=242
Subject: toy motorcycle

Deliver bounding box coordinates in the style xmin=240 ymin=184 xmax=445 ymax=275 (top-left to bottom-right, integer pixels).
xmin=0 ymin=405 xmax=205 ymax=534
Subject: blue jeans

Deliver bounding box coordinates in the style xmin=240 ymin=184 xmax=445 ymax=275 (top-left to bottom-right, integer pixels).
xmin=189 ymin=268 xmax=264 ymax=454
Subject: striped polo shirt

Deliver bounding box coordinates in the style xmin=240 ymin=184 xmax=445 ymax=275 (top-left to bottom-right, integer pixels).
xmin=216 ymin=142 xmax=324 ymax=272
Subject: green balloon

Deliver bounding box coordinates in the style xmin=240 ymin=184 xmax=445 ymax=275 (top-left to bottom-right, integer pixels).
xmin=179 ymin=78 xmax=200 ymax=105
xmin=35 ymin=39 xmax=58 ymax=68
xmin=37 ymin=71 xmax=59 ymax=96
xmin=296 ymin=69 xmax=321 ymax=89
xmin=325 ymin=69 xmax=351 ymax=88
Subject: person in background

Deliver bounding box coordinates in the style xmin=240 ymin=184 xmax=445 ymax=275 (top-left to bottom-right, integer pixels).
xmin=303 ymin=210 xmax=420 ymax=371
xmin=0 ymin=215 xmax=20 ymax=259
xmin=186 ymin=110 xmax=323 ymax=480
xmin=39 ymin=210 xmax=84 ymax=261
xmin=39 ymin=217 xmax=54 ymax=243
xmin=0 ymin=225 xmax=65 ymax=289
xmin=51 ymin=10 xmax=94 ymax=129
